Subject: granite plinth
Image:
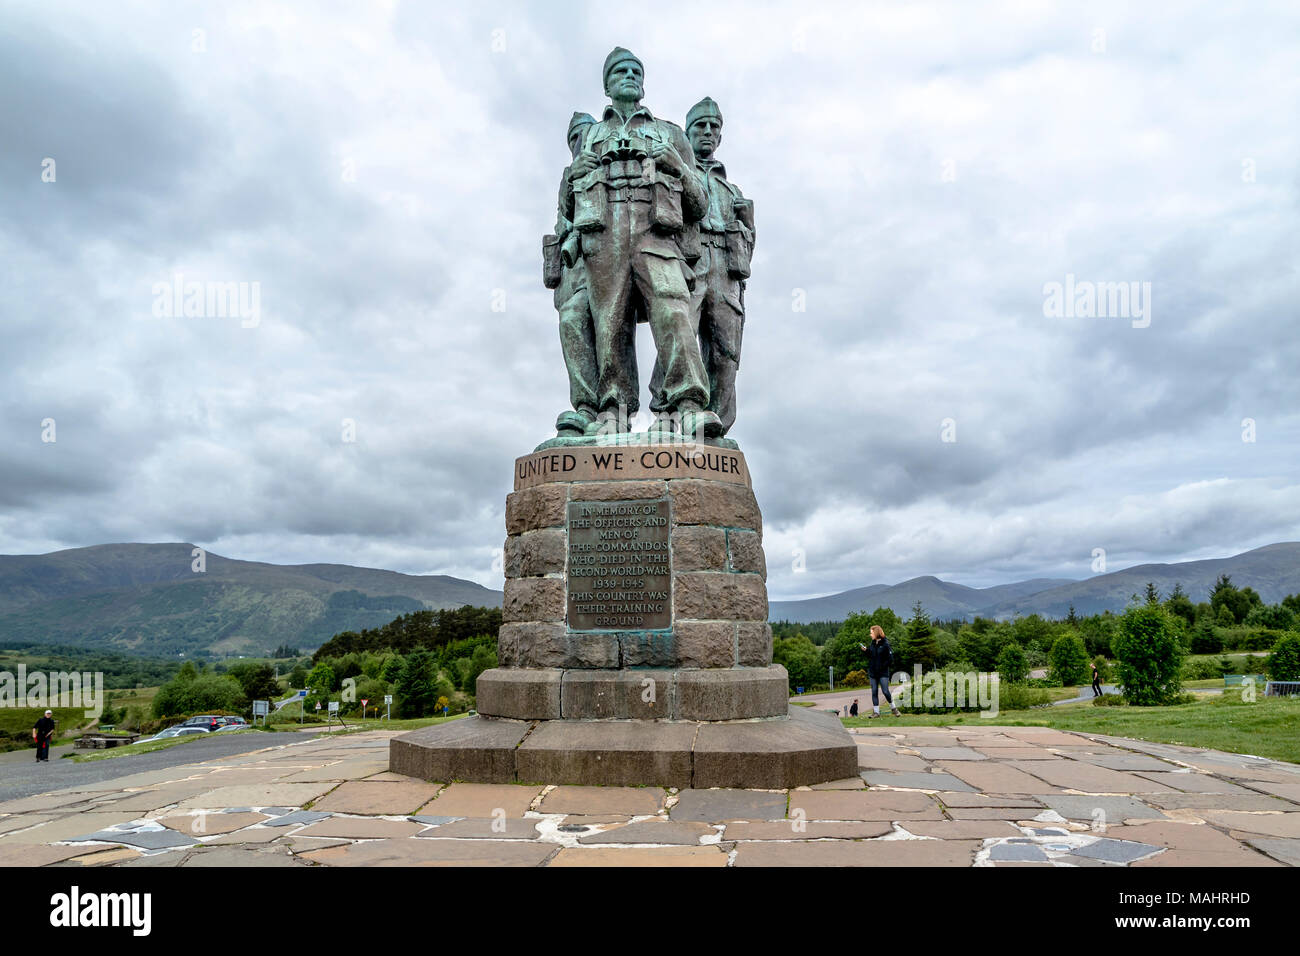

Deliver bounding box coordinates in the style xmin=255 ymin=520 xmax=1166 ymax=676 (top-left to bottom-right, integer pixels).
xmin=389 ymin=705 xmax=857 ymax=789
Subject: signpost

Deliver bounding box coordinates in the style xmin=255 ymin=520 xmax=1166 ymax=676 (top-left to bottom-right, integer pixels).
xmin=252 ymin=699 xmax=269 ymax=726
xmin=327 ymin=699 xmax=342 ymax=731
xmin=384 ymin=695 xmax=392 ymax=720
xmin=361 ymin=698 xmax=369 ymax=720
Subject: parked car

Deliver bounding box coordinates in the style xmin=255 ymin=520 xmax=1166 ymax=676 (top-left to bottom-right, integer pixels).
xmin=151 ymin=726 xmax=209 ymax=740
xmin=182 ymin=715 xmax=224 ymax=733
xmin=213 ymin=723 xmax=250 ymax=733
xmin=221 ymin=716 xmax=249 ymax=727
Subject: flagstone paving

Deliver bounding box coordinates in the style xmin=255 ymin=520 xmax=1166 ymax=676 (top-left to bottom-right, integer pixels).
xmin=0 ymin=726 xmax=1296 ymax=866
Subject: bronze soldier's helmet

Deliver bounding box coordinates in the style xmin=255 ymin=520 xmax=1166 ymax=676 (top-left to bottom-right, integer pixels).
xmin=686 ymin=96 xmax=723 ymax=130
xmin=603 ymin=47 xmax=643 ymax=87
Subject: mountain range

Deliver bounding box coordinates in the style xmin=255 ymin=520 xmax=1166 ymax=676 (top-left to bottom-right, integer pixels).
xmin=0 ymin=543 xmax=501 ymax=657
xmin=1 ymin=541 xmax=1296 ymax=657
xmin=769 ymin=542 xmax=1300 ymax=623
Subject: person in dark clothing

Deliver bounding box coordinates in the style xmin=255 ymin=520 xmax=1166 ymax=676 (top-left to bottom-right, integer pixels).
xmin=849 ymin=699 xmax=859 ymax=717
xmin=33 ymin=711 xmax=56 ymax=762
xmin=1091 ymin=662 xmax=1103 ymax=697
xmin=859 ymin=625 xmax=901 ymax=717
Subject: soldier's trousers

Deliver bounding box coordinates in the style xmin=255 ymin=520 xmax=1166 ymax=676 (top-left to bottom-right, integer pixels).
xmin=650 ymin=244 xmax=744 ymax=433
xmin=580 ymin=201 xmax=709 ymax=417
xmin=554 ymin=268 xmax=598 ymax=414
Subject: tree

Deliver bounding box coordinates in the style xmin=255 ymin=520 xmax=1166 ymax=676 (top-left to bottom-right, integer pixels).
xmin=1189 ymin=615 xmax=1222 ymax=654
xmin=395 ymin=648 xmax=437 ymax=718
xmin=1215 ymin=605 xmax=1236 ymax=628
xmin=305 ymin=663 xmax=337 ymax=712
xmin=996 ymin=644 xmax=1028 ymax=684
xmin=1112 ymin=603 xmax=1184 ymax=705
xmin=463 ymin=644 xmax=497 ymax=693
xmin=1210 ymin=575 xmax=1251 ymax=625
xmin=226 ymin=662 xmax=281 ymax=704
xmin=288 ymin=663 xmax=309 ymax=688
xmin=1048 ymin=634 xmax=1090 ymax=686
xmin=152 ymin=666 xmax=245 ymax=717
xmin=773 ymin=634 xmax=823 ymax=692
xmin=1266 ymin=634 xmax=1300 ymax=681
xmin=1164 ymin=584 xmax=1196 ymax=629
xmin=1144 ymin=582 xmax=1160 ymax=605
xmin=905 ymin=602 xmax=940 ymax=671
xmin=1246 ymin=604 xmax=1296 ymax=632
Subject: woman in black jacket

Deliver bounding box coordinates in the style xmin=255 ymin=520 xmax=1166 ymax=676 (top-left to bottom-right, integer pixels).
xmin=859 ymin=626 xmax=902 ymax=717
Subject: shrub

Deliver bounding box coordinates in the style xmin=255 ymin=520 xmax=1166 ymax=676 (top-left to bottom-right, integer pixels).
xmin=997 ymin=682 xmax=1052 ymax=711
xmin=1182 ymin=658 xmax=1224 ymax=681
xmin=1266 ymin=634 xmax=1300 ymax=681
xmin=996 ymin=644 xmax=1028 ymax=684
xmin=1049 ymin=634 xmax=1090 ymax=686
xmin=1189 ymin=618 xmax=1222 ymax=654
xmin=1092 ymin=693 xmax=1128 ymax=707
xmin=1241 ymin=630 xmax=1281 ymax=652
xmin=1112 ymin=604 xmax=1184 ymax=705
xmin=843 ymin=669 xmax=869 ymax=687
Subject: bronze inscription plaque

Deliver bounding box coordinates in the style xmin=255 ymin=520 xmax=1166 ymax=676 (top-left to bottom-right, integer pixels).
xmin=567 ymin=498 xmax=672 ymax=630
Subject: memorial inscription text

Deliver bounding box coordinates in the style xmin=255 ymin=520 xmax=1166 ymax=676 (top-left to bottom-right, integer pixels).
xmin=566 ymin=498 xmax=672 ymax=630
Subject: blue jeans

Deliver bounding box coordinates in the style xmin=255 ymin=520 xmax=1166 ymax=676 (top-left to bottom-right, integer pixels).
xmin=870 ymin=675 xmax=892 ymax=708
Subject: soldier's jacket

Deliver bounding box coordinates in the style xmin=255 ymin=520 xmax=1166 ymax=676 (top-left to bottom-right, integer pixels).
xmin=565 ymin=104 xmax=708 ymax=243
xmin=696 ymin=158 xmax=755 ymax=280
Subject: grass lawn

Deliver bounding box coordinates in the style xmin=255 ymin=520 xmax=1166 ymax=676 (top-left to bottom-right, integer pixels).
xmin=841 ymin=692 xmax=1300 ymax=764
xmin=68 ymin=728 xmax=261 ymax=762
xmin=264 ymin=712 xmax=468 ymax=733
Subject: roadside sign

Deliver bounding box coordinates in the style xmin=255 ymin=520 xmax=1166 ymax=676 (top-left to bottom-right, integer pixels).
xmin=328 ymin=701 xmax=340 ymax=713
xmin=252 ymin=700 xmax=269 ymax=722
xmin=384 ymin=695 xmax=392 ymax=705
xmin=297 ymin=689 xmax=307 ymax=698
xmin=315 ymin=701 xmax=321 ymax=711
xmin=361 ymin=699 xmax=369 ymax=707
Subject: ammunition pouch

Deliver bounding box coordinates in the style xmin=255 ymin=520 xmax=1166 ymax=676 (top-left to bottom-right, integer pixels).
xmin=542 ymin=234 xmax=562 ymax=289
xmin=724 ymin=220 xmax=753 ymax=279
xmin=650 ymin=171 xmax=684 ymax=235
xmin=571 ymin=168 xmax=607 ymax=234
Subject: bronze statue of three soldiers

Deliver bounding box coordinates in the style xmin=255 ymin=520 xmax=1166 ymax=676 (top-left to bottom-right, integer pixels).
xmin=543 ymin=47 xmax=755 ymax=443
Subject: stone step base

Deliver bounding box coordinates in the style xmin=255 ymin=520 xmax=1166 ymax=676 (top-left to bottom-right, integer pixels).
xmin=476 ymin=665 xmax=788 ymax=721
xmin=389 ymin=705 xmax=857 ymax=789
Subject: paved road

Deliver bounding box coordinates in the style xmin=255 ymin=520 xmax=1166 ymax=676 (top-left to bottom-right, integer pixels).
xmin=0 ymin=731 xmax=310 ymax=804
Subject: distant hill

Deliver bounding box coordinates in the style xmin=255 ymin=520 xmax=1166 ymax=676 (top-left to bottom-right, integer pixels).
xmin=769 ymin=543 xmax=1300 ymax=623
xmin=0 ymin=543 xmax=502 ymax=657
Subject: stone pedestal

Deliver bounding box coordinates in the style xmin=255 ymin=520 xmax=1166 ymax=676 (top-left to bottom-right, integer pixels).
xmin=390 ymin=440 xmax=856 ymax=789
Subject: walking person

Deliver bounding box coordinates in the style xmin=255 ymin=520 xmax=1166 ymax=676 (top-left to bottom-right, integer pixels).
xmin=33 ymin=710 xmax=56 ymax=762
xmin=1091 ymin=662 xmax=1103 ymax=697
xmin=859 ymin=626 xmax=901 ymax=718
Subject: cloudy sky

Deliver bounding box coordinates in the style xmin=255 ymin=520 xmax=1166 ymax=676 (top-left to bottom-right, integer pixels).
xmin=3 ymin=0 xmax=1298 ymax=602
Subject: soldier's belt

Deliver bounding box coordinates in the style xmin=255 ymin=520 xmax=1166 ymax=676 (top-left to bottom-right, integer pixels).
xmin=605 ymin=185 xmax=652 ymax=203
xmin=699 ymin=231 xmax=728 ymax=248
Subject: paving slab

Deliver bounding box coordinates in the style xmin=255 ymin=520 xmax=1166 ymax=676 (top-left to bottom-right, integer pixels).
xmin=0 ymin=814 xmax=55 ymax=835
xmin=1131 ymin=848 xmax=1283 ymax=867
xmin=578 ymin=821 xmax=714 ymax=845
xmin=933 ymin=761 xmax=1059 ymax=794
xmin=1197 ymin=811 xmax=1300 ymax=838
xmin=174 ymin=782 xmax=337 ymax=810
xmin=789 ymin=790 xmax=941 ymax=821
xmin=301 ymin=837 xmax=557 ymax=866
xmin=1096 ymin=821 xmax=1254 ymax=852
xmin=670 ymin=789 xmax=788 ymax=823
xmin=200 ymin=826 xmax=285 ymax=845
xmin=1143 ymin=792 xmax=1294 ymax=812
xmin=948 ymin=808 xmax=1063 ymax=821
xmin=311 ymin=780 xmax=442 ymax=815
xmin=1238 ymin=781 xmax=1300 ymax=804
xmin=902 ymin=820 xmax=1024 ymax=839
xmin=414 ymin=818 xmax=542 ymax=840
xmin=158 ymin=812 xmax=268 ymax=836
xmin=916 ymin=747 xmax=987 ymax=761
xmin=722 ymin=820 xmax=893 ymax=841
xmin=294 ymin=816 xmax=427 ymax=839
xmin=938 ymin=793 xmax=1044 ymax=808
xmin=811 ymin=777 xmax=870 ymax=790
xmin=859 ymin=770 xmax=975 ymax=792
xmin=856 ymin=750 xmax=930 ymax=771
xmin=0 ymin=812 xmax=143 ymax=844
xmin=537 ymin=786 xmax=667 ymax=816
xmin=1129 ymin=772 xmax=1254 ymax=794
xmin=260 ymin=810 xmax=330 ymax=828
xmin=734 ymin=839 xmax=981 ymax=867
xmin=54 ymin=847 xmax=144 ymax=866
xmin=71 ymin=825 xmax=196 ymax=850
xmin=989 ymin=843 xmax=1048 ymax=862
xmin=0 ymin=842 xmax=107 ymax=866
xmin=1069 ymin=838 xmax=1162 ymax=863
xmin=180 ymin=845 xmax=305 ymax=867
xmin=549 ymin=845 xmax=729 ymax=866
xmin=418 ymin=783 xmax=542 ymax=818
xmin=969 ymin=747 xmax=1061 ymax=760
xmin=1039 ymin=795 xmax=1167 ymax=822
xmin=1008 ymin=760 xmax=1169 ymax=793
xmin=1243 ymin=838 xmax=1300 ymax=866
